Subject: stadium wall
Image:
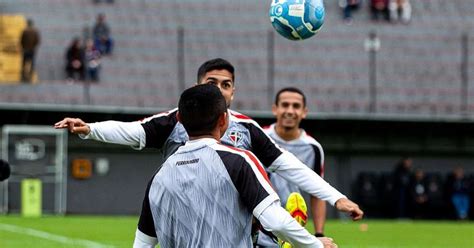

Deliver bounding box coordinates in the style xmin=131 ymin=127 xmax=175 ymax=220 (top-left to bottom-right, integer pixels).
xmin=1 ymin=109 xmax=473 ymax=217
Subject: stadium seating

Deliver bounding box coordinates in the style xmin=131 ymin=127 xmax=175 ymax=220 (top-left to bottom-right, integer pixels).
xmin=0 ymin=0 xmax=473 ymax=117
xmin=0 ymin=15 xmax=26 ymax=83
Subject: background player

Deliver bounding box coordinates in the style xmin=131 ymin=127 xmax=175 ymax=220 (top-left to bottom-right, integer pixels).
xmin=257 ymin=87 xmax=327 ymax=247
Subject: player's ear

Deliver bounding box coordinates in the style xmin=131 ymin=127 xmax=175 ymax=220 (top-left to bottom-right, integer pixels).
xmin=176 ymin=111 xmax=182 ymax=122
xmin=302 ymin=106 xmax=308 ymax=118
xmin=271 ymin=104 xmax=278 ymax=116
xmin=230 ymin=87 xmax=235 ymax=103
xmin=219 ymin=112 xmax=229 ymax=136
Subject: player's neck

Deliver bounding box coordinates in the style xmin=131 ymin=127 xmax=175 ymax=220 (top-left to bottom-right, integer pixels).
xmin=274 ymin=125 xmax=300 ymax=141
xmin=189 ymin=134 xmax=219 ymax=141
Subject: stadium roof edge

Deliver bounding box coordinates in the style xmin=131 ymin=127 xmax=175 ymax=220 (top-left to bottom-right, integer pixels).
xmin=1 ymin=103 xmax=474 ymax=124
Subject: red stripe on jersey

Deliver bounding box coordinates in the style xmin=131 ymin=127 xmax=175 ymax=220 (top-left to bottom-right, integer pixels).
xmin=243 ymin=150 xmax=271 ymax=184
xmin=230 ymin=112 xmax=251 ymax=120
xmin=224 ymin=145 xmax=271 ymax=184
xmin=320 ymin=163 xmax=325 ymax=178
xmin=138 ymin=110 xmax=171 ymax=122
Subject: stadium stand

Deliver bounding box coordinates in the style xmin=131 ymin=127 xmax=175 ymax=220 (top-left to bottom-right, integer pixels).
xmin=0 ymin=15 xmax=27 ymax=83
xmin=0 ymin=0 xmax=473 ymax=117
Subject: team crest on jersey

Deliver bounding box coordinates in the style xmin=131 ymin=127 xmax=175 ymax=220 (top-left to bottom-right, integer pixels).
xmin=228 ymin=131 xmax=243 ymax=146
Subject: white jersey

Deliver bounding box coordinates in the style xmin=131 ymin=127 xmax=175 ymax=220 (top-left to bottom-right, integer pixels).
xmin=83 ymin=108 xmax=344 ymax=207
xmin=139 ymin=138 xmax=279 ymax=248
xmin=264 ymin=124 xmax=325 ymax=206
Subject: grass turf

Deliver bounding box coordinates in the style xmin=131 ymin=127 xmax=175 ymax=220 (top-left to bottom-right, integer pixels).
xmin=0 ymin=215 xmax=473 ymax=247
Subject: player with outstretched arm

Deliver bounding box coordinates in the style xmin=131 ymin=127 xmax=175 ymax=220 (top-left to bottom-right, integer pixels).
xmin=54 ymin=58 xmax=363 ymax=243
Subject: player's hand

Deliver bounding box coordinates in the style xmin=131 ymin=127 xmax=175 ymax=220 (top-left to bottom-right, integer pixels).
xmin=318 ymin=237 xmax=338 ymax=248
xmin=54 ymin=118 xmax=91 ymax=135
xmin=335 ymin=198 xmax=364 ymax=221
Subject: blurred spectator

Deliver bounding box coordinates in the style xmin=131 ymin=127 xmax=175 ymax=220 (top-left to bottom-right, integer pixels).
xmin=393 ymin=157 xmax=413 ymax=218
xmin=425 ymin=173 xmax=445 ymax=219
xmin=389 ymin=0 xmax=411 ymax=24
xmin=446 ymin=167 xmax=471 ymax=220
xmin=339 ymin=0 xmax=362 ymax=25
xmin=65 ymin=38 xmax=85 ymax=82
xmin=20 ymin=19 xmax=40 ymax=83
xmin=93 ymin=13 xmax=114 ymax=55
xmin=82 ymin=25 xmax=92 ymax=44
xmin=84 ymin=39 xmax=101 ymax=82
xmin=409 ymin=169 xmax=428 ymax=219
xmin=370 ymin=0 xmax=389 ymax=21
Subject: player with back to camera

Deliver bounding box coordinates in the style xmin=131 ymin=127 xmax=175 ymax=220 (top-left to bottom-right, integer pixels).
xmin=133 ymin=84 xmax=337 ymax=248
xmin=54 ymin=58 xmax=363 ymax=242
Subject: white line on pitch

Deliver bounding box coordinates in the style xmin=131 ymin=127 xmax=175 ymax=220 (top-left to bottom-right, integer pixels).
xmin=0 ymin=223 xmax=114 ymax=248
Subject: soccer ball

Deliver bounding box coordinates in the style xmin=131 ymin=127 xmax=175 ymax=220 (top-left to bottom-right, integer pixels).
xmin=269 ymin=0 xmax=325 ymax=40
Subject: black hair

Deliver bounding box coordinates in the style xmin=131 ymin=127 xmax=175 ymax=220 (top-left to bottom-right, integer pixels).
xmin=178 ymin=84 xmax=227 ymax=136
xmin=197 ymin=58 xmax=235 ymax=83
xmin=274 ymin=87 xmax=307 ymax=107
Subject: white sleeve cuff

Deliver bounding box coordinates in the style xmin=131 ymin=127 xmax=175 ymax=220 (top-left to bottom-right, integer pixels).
xmin=258 ymin=201 xmax=322 ymax=248
xmin=133 ymin=229 xmax=158 ymax=248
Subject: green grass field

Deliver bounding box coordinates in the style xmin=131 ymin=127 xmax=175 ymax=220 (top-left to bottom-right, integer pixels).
xmin=0 ymin=215 xmax=473 ymax=247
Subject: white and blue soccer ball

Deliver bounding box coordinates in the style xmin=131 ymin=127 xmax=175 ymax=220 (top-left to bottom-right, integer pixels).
xmin=269 ymin=0 xmax=325 ymax=40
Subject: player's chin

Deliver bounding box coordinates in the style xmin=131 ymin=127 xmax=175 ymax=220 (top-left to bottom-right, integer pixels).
xmin=282 ymin=120 xmax=297 ymax=126
xmin=282 ymin=124 xmax=297 ymax=130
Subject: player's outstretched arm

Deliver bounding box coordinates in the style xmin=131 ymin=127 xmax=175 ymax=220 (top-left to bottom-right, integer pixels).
xmin=270 ymin=151 xmax=345 ymax=205
xmin=335 ymin=198 xmax=364 ymax=221
xmin=54 ymin=117 xmax=90 ymax=134
xmin=258 ymin=201 xmax=337 ymax=248
xmin=270 ymin=152 xmax=363 ymax=220
xmin=54 ymin=117 xmax=146 ymax=149
xmin=242 ymin=120 xmax=358 ymax=215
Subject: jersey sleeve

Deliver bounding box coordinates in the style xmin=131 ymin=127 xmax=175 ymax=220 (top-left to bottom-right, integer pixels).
xmin=311 ymin=144 xmax=324 ymax=178
xmin=241 ymin=122 xmax=283 ymax=168
xmin=137 ymin=175 xmax=158 ymax=239
xmin=140 ymin=109 xmax=179 ymax=149
xmin=270 ymin=151 xmax=345 ymax=206
xmin=216 ymin=149 xmax=280 ymax=217
xmin=80 ymin=120 xmax=146 ymax=149
xmin=258 ymin=201 xmax=322 ymax=248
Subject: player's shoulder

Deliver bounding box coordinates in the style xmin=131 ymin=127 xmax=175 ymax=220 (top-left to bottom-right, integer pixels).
xmin=139 ymin=108 xmax=178 ymax=123
xmin=229 ymin=109 xmax=257 ymax=124
xmin=229 ymin=109 xmax=252 ymax=120
xmin=262 ymin=123 xmax=275 ymax=134
xmin=301 ymin=130 xmax=322 ymax=147
xmin=212 ymin=143 xmax=260 ymax=166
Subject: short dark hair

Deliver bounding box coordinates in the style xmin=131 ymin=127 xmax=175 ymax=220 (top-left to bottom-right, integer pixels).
xmin=197 ymin=58 xmax=235 ymax=83
xmin=274 ymin=87 xmax=307 ymax=107
xmin=178 ymin=84 xmax=227 ymax=136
